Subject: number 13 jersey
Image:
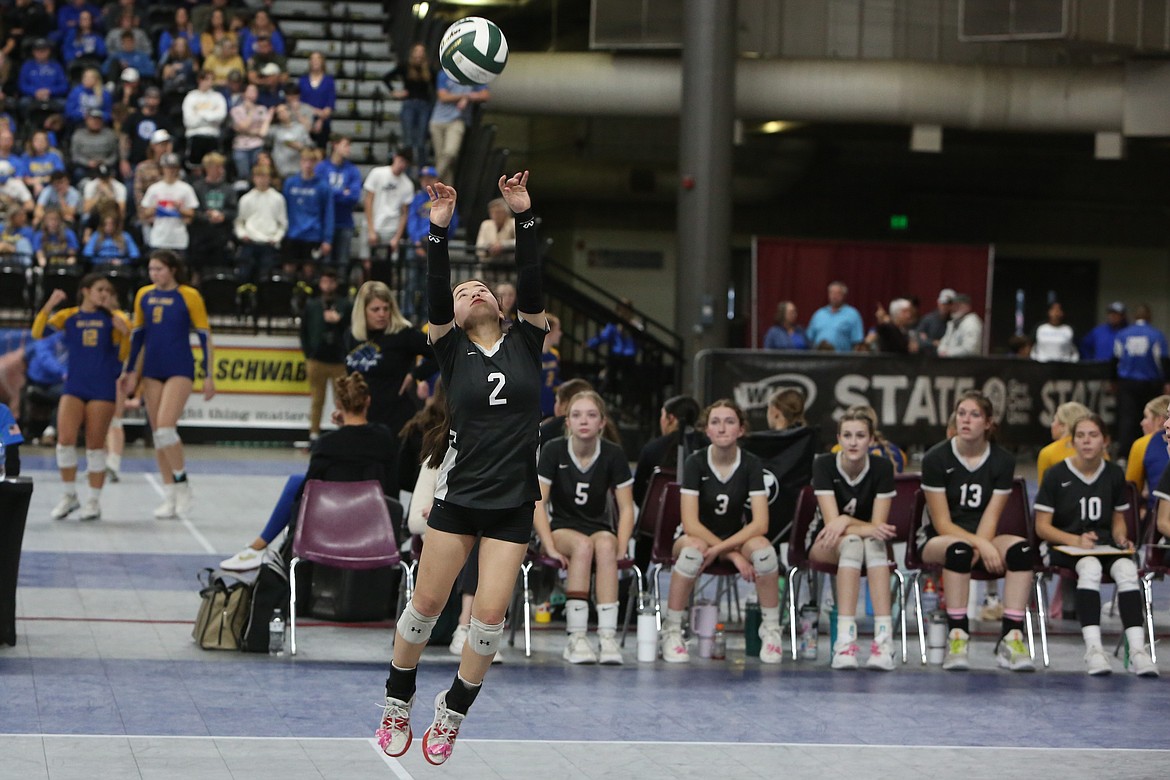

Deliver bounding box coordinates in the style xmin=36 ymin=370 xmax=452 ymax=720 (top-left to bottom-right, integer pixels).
xmin=432 ymin=314 xmax=546 ymax=509
xmin=920 ymin=438 xmax=1014 ymax=538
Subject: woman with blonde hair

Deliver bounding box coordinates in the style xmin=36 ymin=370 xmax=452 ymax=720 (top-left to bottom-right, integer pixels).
xmin=1037 ymin=401 xmax=1093 ymax=483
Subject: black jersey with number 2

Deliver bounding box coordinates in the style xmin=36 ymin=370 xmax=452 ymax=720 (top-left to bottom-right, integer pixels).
xmin=920 ymin=438 xmax=1015 ymax=538
xmin=1033 ymin=459 xmax=1128 ymax=545
xmin=681 ymin=447 xmax=767 ymax=540
xmin=808 ymin=452 xmax=896 ymax=549
xmin=537 ymin=436 xmax=634 ymax=534
xmin=432 ymin=314 xmax=546 ymax=510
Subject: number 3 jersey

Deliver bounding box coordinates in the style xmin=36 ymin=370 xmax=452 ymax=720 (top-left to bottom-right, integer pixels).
xmin=1033 ymin=458 xmax=1128 ymax=546
xmin=681 ymin=446 xmax=767 ymax=540
xmin=432 ymin=314 xmax=545 ymax=510
xmin=537 ymin=436 xmax=633 ymax=533
xmin=920 ymin=438 xmax=1014 ymax=540
xmin=808 ymin=452 xmax=896 ymax=550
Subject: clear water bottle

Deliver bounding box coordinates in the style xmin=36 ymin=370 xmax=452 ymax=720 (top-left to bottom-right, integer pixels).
xmin=711 ymin=623 xmax=727 ymax=660
xmin=268 ymin=612 xmax=285 ymax=656
xmin=636 ymin=592 xmax=658 ymax=663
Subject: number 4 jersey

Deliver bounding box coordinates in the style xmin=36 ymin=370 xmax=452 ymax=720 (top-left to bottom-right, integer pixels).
xmin=681 ymin=446 xmax=767 ymax=540
xmin=432 ymin=314 xmax=545 ymax=510
xmin=537 ymin=436 xmax=633 ymax=534
xmin=920 ymin=437 xmax=1015 ymax=540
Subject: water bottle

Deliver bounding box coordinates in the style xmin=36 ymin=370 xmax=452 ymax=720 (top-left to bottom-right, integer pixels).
xmin=711 ymin=623 xmax=727 ymax=660
xmin=927 ymin=611 xmax=947 ymax=665
xmin=921 ymin=578 xmax=939 ymax=618
xmin=268 ymin=611 xmax=285 ymax=656
xmin=636 ymin=593 xmax=658 ymax=663
xmin=744 ymin=599 xmax=762 ymax=658
xmin=798 ymin=603 xmax=819 ymax=660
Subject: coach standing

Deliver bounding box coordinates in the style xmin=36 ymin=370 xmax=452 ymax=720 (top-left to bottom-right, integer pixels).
xmin=1113 ymin=304 xmax=1170 ymax=460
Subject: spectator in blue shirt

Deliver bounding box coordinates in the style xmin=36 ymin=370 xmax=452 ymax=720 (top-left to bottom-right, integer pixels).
xmin=34 ymin=171 xmax=82 ymax=226
xmin=403 ymin=165 xmax=458 ymax=322
xmin=1113 ymin=304 xmax=1170 ymax=458
xmin=1081 ymin=301 xmax=1128 ymax=361
xmin=763 ymin=301 xmax=809 ymax=350
xmin=18 ymin=39 xmax=69 ymax=112
xmin=298 ymin=51 xmax=335 ymax=145
xmin=0 ymin=127 xmax=28 ymax=179
xmin=0 ymin=208 xmax=35 ymax=266
xmin=24 ymin=131 xmax=66 ymax=198
xmin=428 ymin=70 xmax=489 ymax=184
xmin=315 ymin=135 xmax=363 ymax=278
xmin=806 ymin=281 xmax=865 ymax=352
xmin=32 ymin=208 xmax=79 ymax=266
xmin=240 ymin=9 xmax=284 ymax=60
xmin=157 ymin=6 xmax=202 ymax=59
xmin=283 ymin=148 xmax=334 ymax=277
xmin=588 ymin=299 xmax=642 ymax=404
xmin=104 ymin=30 xmax=157 ymax=79
xmin=56 ymin=0 xmax=103 ymax=43
xmin=63 ymin=10 xmax=107 ymax=63
xmin=64 ymin=67 xmax=113 ymax=126
xmin=83 ymin=211 xmax=140 ymax=266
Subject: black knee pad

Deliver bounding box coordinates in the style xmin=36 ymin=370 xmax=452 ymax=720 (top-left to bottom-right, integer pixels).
xmin=945 ymin=542 xmax=974 ymax=573
xmin=1005 ymin=541 xmax=1033 ymax=572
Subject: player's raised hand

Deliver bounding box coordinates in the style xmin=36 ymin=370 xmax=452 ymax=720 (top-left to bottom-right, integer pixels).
xmin=427 ymin=182 xmax=457 ymax=228
xmin=498 ymin=170 xmax=530 ymax=214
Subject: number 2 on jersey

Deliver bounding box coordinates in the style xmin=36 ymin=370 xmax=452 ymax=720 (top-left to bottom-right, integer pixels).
xmin=487 ymin=372 xmax=507 ymax=406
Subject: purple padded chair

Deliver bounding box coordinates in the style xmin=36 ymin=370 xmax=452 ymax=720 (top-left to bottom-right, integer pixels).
xmin=289 ymin=479 xmax=412 ymax=655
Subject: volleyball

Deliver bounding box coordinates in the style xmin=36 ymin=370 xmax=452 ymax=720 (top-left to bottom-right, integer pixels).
xmin=438 ymin=17 xmax=509 ymax=85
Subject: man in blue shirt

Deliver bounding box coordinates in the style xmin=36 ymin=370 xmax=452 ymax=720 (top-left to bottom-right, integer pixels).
xmin=806 ymin=281 xmax=864 ymax=352
xmin=428 ymin=70 xmax=489 ymax=184
xmin=1113 ymin=304 xmax=1170 ymax=459
xmin=315 ymin=135 xmax=362 ymax=279
xmin=1081 ymin=301 xmax=1127 ymax=361
xmin=18 ymin=39 xmax=69 ymax=114
xmin=282 ymin=148 xmax=334 ymax=278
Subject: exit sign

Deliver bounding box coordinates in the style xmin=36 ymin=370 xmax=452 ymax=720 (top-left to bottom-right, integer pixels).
xmin=889 ymin=214 xmax=909 ymax=230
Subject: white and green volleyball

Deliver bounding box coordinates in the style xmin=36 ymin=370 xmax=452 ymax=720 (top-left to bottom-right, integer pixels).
xmin=438 ymin=17 xmax=508 ymax=86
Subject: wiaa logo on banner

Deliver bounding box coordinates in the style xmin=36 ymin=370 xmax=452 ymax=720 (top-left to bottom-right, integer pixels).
xmin=733 ymin=373 xmax=818 ymax=411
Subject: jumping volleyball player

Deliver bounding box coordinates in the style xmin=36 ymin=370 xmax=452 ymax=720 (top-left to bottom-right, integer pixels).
xmin=376 ymin=171 xmax=546 ymax=765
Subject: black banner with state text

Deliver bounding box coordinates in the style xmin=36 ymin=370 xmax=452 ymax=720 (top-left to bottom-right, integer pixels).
xmin=695 ymin=350 xmax=1115 ymax=449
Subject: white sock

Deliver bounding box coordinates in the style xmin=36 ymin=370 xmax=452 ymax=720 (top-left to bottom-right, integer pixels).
xmin=664 ymin=608 xmax=686 ymax=630
xmin=1125 ymin=626 xmax=1147 ymax=653
xmin=62 ymin=482 xmax=76 ymax=497
xmin=874 ymin=616 xmax=893 ymax=641
xmin=761 ymin=605 xmax=781 ymax=628
xmin=836 ymin=616 xmax=857 ymax=649
xmin=89 ymin=486 xmax=102 ymax=501
xmin=107 ymin=453 xmax=121 ymax=472
xmin=565 ymin=599 xmax=589 ymax=635
xmin=1082 ymin=625 xmax=1103 ymax=649
xmin=596 ymin=602 xmax=619 ymax=637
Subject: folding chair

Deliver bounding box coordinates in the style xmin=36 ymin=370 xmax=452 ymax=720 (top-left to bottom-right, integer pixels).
xmin=288 ymin=479 xmax=413 ymax=655
xmin=1139 ymin=491 xmax=1168 ymax=664
xmin=904 ymin=478 xmax=1041 ymax=665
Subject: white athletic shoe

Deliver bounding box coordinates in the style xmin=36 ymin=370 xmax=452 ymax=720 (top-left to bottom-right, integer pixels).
xmin=174 ymin=481 xmax=193 ymax=519
xmin=50 ymin=493 xmax=80 ymax=520
xmin=1084 ymin=645 xmax=1113 ymax=676
xmin=421 ymin=690 xmax=465 ymax=766
xmin=220 ymin=547 xmax=265 ymax=572
xmin=563 ymin=632 xmax=598 ymax=664
xmin=448 ymin=624 xmax=468 ymax=656
xmin=759 ymin=625 xmax=785 ymax=665
xmin=1129 ymin=647 xmax=1160 ymax=678
xmin=831 ymin=641 xmax=860 ymax=670
xmin=942 ymin=629 xmax=971 ymax=671
xmin=597 ymin=633 xmax=624 ymax=665
xmin=995 ymin=629 xmax=1035 ymax=672
xmin=76 ymin=497 xmax=101 ymax=522
xmin=660 ymin=626 xmax=689 ymax=663
xmin=865 ymin=637 xmax=896 ymax=671
xmin=104 ymin=467 xmax=120 ymax=483
xmin=153 ymin=495 xmax=177 ymax=519
xmin=375 ymin=695 xmax=413 ymax=757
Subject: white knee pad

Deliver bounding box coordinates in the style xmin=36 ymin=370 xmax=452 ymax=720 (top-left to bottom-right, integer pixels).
xmin=467 ymin=616 xmax=505 ymax=656
xmin=750 ymin=546 xmax=779 ymax=577
xmin=85 ymin=449 xmax=106 ymax=474
xmin=1109 ymin=558 xmax=1140 ymax=592
xmin=154 ymin=427 xmax=181 ymax=449
xmin=837 ymin=534 xmax=864 ymax=570
xmin=1075 ymin=556 xmax=1103 ymax=591
xmin=109 ymin=417 xmax=123 ymax=429
xmin=395 ymin=601 xmax=439 ymax=645
xmin=863 ymin=537 xmax=889 ymax=569
xmin=56 ymin=444 xmax=78 ymax=470
xmin=674 ymin=547 xmax=703 ymax=579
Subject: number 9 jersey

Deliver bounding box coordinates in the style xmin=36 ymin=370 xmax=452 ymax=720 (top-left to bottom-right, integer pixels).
xmin=130 ymin=284 xmax=211 ymax=381
xmin=920 ymin=437 xmax=1014 ymax=538
xmin=680 ymin=446 xmax=767 ymax=540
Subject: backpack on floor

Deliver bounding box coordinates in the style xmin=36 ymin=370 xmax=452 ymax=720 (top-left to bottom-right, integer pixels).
xmin=241 ymin=545 xmax=292 ymax=653
xmin=193 ymin=568 xmax=255 ymax=651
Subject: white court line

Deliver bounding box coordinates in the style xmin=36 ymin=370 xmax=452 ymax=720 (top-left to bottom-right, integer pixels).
xmin=2 ymin=735 xmax=1168 ymax=754
xmin=367 ymin=738 xmax=415 ymax=779
xmin=143 ymin=473 xmax=216 ymax=555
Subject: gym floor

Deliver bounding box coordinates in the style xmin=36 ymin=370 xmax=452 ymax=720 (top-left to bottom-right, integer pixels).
xmin=2 ymin=445 xmax=1168 ymax=779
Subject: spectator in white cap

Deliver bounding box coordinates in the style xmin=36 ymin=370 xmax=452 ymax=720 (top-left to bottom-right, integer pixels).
xmin=937 ymin=294 xmax=984 ymax=357
xmin=120 ymin=88 xmax=169 ymax=177
xmin=1081 ymin=301 xmax=1129 ymax=361
xmin=255 ymin=62 xmax=285 ymax=108
xmin=915 ymin=287 xmax=955 ymax=355
xmin=114 ymin=66 xmax=143 ymax=115
xmin=0 ymin=161 xmax=34 ymax=216
xmin=140 ymin=153 xmax=199 ymax=252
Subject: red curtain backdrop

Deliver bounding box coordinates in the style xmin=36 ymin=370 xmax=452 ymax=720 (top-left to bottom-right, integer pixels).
xmin=753 ymin=238 xmax=992 ymax=347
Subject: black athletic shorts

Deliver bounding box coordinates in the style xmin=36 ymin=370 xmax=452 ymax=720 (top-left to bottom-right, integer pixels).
xmin=427 ymin=499 xmax=534 ymax=544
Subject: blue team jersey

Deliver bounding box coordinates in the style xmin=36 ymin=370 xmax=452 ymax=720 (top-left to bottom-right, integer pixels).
xmin=131 ymin=285 xmax=210 ymax=380
xmin=33 ymin=305 xmax=129 ymax=402
xmin=0 ymin=403 xmax=23 ymax=446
